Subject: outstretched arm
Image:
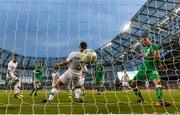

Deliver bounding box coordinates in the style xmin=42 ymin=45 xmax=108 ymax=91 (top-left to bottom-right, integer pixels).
xmin=54 ymin=61 xmax=69 ymax=69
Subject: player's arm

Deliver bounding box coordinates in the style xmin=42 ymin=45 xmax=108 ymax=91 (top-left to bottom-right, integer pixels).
xmin=54 ymin=52 xmax=72 ymax=69
xmin=143 ymin=50 xmax=160 ymax=60
xmin=54 ymin=61 xmax=69 ymax=69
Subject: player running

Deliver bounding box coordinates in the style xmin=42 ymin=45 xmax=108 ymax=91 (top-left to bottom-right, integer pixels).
xmin=30 ymin=60 xmax=46 ymax=96
xmin=42 ymin=42 xmax=88 ymax=103
xmin=6 ymin=55 xmax=22 ymax=99
xmin=130 ymin=35 xmax=171 ymax=106
xmin=93 ymin=61 xmax=104 ymax=95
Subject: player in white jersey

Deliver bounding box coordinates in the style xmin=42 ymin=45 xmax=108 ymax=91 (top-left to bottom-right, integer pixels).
xmin=42 ymin=42 xmax=87 ymax=103
xmin=121 ymin=70 xmax=130 ymax=92
xmin=6 ymin=55 xmax=22 ymax=99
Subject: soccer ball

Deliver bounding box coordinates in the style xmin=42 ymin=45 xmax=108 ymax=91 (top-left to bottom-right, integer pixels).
xmin=81 ymin=49 xmax=97 ymax=63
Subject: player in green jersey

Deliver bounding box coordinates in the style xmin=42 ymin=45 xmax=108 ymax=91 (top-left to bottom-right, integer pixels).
xmin=93 ymin=61 xmax=104 ymax=95
xmin=30 ymin=60 xmax=46 ymax=96
xmin=130 ymin=35 xmax=171 ymax=106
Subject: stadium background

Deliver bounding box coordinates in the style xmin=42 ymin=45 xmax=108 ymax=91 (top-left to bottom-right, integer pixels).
xmin=0 ymin=0 xmax=179 ymax=114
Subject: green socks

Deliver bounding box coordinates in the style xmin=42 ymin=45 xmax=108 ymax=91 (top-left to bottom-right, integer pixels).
xmin=31 ymin=87 xmax=37 ymax=95
xmin=133 ymin=88 xmax=144 ymax=101
xmin=97 ymin=87 xmax=100 ymax=92
xmin=156 ymin=86 xmax=163 ymax=102
xmin=5 ymin=80 xmax=9 ymax=89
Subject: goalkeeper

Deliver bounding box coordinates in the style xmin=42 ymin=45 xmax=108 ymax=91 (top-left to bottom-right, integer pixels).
xmin=130 ymin=35 xmax=171 ymax=106
xmin=30 ymin=60 xmax=46 ymax=96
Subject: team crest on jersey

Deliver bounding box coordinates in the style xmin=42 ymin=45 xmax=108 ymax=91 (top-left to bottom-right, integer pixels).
xmin=144 ymin=48 xmax=150 ymax=56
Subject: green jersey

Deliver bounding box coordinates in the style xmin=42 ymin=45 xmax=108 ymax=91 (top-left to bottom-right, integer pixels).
xmin=133 ymin=43 xmax=161 ymax=81
xmin=34 ymin=66 xmax=45 ymax=82
xmin=142 ymin=43 xmax=160 ymax=70
xmin=94 ymin=66 xmax=104 ymax=81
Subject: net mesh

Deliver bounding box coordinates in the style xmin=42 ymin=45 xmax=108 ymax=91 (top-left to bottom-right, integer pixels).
xmin=0 ymin=0 xmax=179 ymax=114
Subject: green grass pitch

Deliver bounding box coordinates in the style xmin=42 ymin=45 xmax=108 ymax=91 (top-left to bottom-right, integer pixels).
xmin=0 ymin=90 xmax=179 ymax=114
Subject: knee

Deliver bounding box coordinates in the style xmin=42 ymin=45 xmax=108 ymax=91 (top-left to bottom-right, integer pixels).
xmin=75 ymin=85 xmax=81 ymax=89
xmin=55 ymin=80 xmax=63 ymax=89
xmin=154 ymin=79 xmax=161 ymax=85
xmin=130 ymin=80 xmax=136 ymax=88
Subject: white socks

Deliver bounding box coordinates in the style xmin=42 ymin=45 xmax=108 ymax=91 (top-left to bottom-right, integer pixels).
xmin=75 ymin=88 xmax=81 ymax=99
xmin=48 ymin=88 xmax=59 ymax=101
xmin=14 ymin=81 xmax=21 ymax=94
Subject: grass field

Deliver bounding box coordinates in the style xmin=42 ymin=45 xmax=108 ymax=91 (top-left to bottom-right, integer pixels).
xmin=0 ymin=89 xmax=179 ymax=114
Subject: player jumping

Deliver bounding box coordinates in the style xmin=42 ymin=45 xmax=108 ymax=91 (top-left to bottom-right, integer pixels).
xmin=130 ymin=35 xmax=171 ymax=106
xmin=42 ymin=42 xmax=88 ymax=103
xmin=6 ymin=55 xmax=22 ymax=99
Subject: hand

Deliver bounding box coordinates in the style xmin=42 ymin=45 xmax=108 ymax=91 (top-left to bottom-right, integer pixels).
xmin=158 ymin=62 xmax=164 ymax=70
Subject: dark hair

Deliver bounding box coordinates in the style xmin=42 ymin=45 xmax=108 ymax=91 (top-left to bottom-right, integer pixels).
xmin=140 ymin=34 xmax=151 ymax=42
xmin=14 ymin=54 xmax=18 ymax=57
xmin=80 ymin=42 xmax=87 ymax=49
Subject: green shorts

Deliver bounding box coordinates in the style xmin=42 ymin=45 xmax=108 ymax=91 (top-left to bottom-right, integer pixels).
xmin=96 ymin=79 xmax=103 ymax=85
xmin=35 ymin=76 xmax=41 ymax=83
xmin=133 ymin=70 xmax=160 ymax=81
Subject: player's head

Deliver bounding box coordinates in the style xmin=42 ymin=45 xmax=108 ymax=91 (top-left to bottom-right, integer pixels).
xmin=37 ymin=60 xmax=43 ymax=66
xmin=96 ymin=61 xmax=101 ymax=66
xmin=79 ymin=42 xmax=87 ymax=52
xmin=124 ymin=70 xmax=127 ymax=73
xmin=141 ymin=35 xmax=152 ymax=47
xmin=13 ymin=54 xmax=18 ymax=63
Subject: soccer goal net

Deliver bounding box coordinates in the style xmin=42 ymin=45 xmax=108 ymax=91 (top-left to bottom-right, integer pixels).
xmin=0 ymin=0 xmax=179 ymax=114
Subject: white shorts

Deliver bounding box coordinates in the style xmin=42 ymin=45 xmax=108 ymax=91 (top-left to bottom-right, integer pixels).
xmin=6 ymin=72 xmax=18 ymax=81
xmin=79 ymin=77 xmax=85 ymax=87
xmin=122 ymin=82 xmax=129 ymax=87
xmin=59 ymin=70 xmax=81 ymax=87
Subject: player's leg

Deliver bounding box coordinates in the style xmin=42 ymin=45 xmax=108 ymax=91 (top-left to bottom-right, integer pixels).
xmin=9 ymin=72 xmax=22 ymax=98
xmin=123 ymin=82 xmax=128 ymax=93
xmin=99 ymin=80 xmax=104 ymax=94
xmin=68 ymin=81 xmax=73 ymax=98
xmin=130 ymin=70 xmax=145 ymax=102
xmin=5 ymin=74 xmax=10 ymax=91
xmin=96 ymin=81 xmax=101 ymax=94
xmin=34 ymin=82 xmax=41 ymax=96
xmin=71 ymin=75 xmax=83 ymax=102
xmin=45 ymin=71 xmax=70 ymax=103
xmin=149 ymin=72 xmax=171 ymax=106
xmin=13 ymin=77 xmax=22 ymax=98
xmin=30 ymin=82 xmax=38 ymax=96
xmin=122 ymin=82 xmax=126 ymax=91
xmin=80 ymin=77 xmax=86 ymax=96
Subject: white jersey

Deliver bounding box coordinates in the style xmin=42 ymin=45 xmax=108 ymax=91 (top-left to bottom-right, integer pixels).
xmin=52 ymin=72 xmax=59 ymax=87
xmin=7 ymin=60 xmax=18 ymax=80
xmin=66 ymin=51 xmax=83 ymax=73
xmin=8 ymin=60 xmax=18 ymax=73
xmin=121 ymin=73 xmax=129 ymax=82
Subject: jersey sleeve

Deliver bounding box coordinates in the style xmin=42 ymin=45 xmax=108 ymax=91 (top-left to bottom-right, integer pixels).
xmin=66 ymin=52 xmax=73 ymax=62
xmin=152 ymin=44 xmax=160 ymax=51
